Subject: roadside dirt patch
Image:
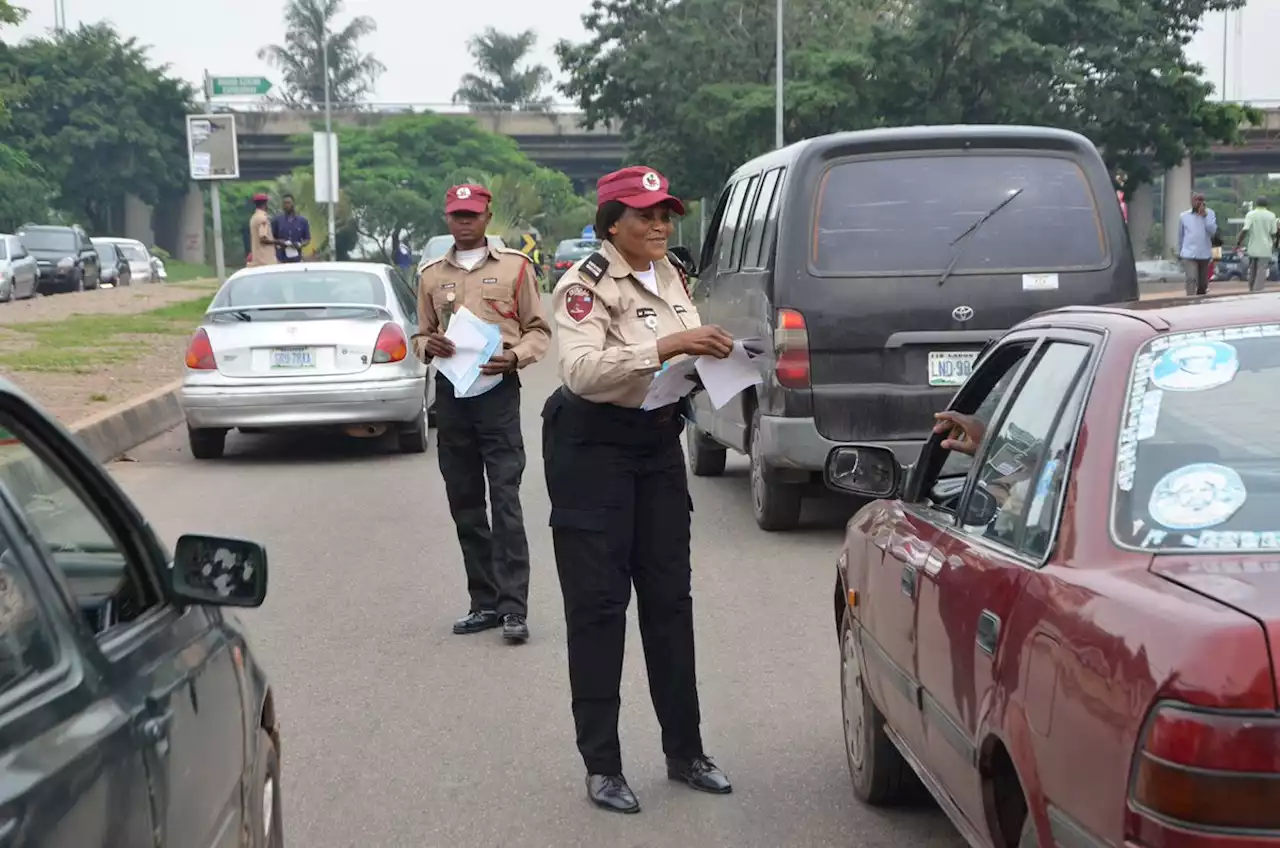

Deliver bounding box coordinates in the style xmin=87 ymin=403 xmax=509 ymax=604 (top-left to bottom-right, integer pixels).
xmin=0 ymin=281 xmax=216 ymax=423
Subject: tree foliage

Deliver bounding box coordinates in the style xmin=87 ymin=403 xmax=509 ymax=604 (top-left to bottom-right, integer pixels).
xmin=323 ymin=113 xmax=581 ymax=262
xmin=559 ymin=0 xmax=1256 ymax=199
xmin=259 ymin=0 xmax=385 ymax=109
xmin=454 ymin=28 xmax=554 ymax=112
xmin=0 ymin=23 xmax=193 ymax=232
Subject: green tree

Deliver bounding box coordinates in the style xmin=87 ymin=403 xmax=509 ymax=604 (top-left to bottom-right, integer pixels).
xmin=558 ymin=0 xmax=1257 ymax=200
xmin=0 ymin=145 xmax=51 ymax=231
xmin=454 ymin=27 xmax=554 ymax=112
xmin=0 ymin=23 xmax=193 ymax=232
xmin=259 ymin=0 xmax=385 ymax=109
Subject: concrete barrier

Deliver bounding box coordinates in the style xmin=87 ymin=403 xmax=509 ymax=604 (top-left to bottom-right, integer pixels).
xmin=68 ymin=379 xmax=183 ymax=463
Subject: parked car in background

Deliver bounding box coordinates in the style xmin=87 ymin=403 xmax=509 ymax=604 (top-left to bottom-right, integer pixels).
xmin=151 ymin=253 xmax=168 ymax=281
xmin=1135 ymin=259 xmax=1185 ymax=284
xmin=0 ymin=233 xmax=38 ymax=302
xmin=828 ymin=293 xmax=1280 ymax=848
xmin=17 ymin=224 xmax=101 ymax=294
xmin=551 ymin=238 xmax=603 ymax=285
xmin=91 ymin=239 xmax=132 ymax=288
xmin=97 ymin=237 xmax=157 ymax=283
xmin=181 ymin=263 xmax=434 ymax=459
xmin=1211 ymin=249 xmax=1247 ymax=281
xmin=686 ymin=125 xmax=1137 ymax=531
xmin=417 ymin=234 xmax=507 ymax=274
xmin=0 ymin=379 xmax=282 ymax=848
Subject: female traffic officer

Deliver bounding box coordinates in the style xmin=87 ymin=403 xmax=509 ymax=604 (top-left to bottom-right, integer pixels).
xmin=543 ymin=166 xmax=736 ymax=814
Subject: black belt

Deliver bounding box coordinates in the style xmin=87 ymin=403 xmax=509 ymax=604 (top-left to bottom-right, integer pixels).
xmin=555 ymin=387 xmax=688 ymax=427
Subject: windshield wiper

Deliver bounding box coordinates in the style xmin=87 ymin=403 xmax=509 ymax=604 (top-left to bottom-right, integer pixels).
xmin=937 ymin=188 xmax=1025 ymax=287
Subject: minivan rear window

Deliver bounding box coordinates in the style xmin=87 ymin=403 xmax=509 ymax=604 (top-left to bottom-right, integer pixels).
xmin=813 ymin=153 xmax=1106 ymax=276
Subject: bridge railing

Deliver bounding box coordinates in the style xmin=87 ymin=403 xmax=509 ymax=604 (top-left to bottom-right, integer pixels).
xmin=209 ymin=99 xmax=587 ymax=115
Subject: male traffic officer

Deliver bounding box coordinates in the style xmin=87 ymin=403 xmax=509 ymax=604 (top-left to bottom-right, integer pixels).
xmin=247 ymin=193 xmax=277 ymax=267
xmin=413 ymin=184 xmax=551 ymax=644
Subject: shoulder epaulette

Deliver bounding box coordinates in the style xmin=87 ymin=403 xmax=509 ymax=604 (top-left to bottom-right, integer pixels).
xmin=495 ymin=246 xmax=529 ymax=258
xmin=579 ymin=252 xmax=610 ymax=285
xmin=416 ymin=255 xmax=446 ymax=274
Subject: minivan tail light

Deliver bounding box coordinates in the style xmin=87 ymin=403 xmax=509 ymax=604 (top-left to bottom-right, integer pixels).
xmin=555 ymin=260 xmax=572 ymax=270
xmin=373 ymin=322 xmax=408 ymax=364
xmin=1131 ymin=704 xmax=1280 ymax=831
xmin=774 ymin=308 xmax=810 ymax=389
xmin=185 ymin=328 xmax=216 ymax=370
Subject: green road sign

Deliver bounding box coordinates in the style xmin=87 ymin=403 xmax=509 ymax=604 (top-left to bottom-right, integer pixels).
xmin=210 ymin=76 xmax=271 ymax=96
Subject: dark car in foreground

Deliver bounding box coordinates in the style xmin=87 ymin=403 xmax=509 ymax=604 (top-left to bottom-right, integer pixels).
xmin=827 ymin=293 xmax=1280 ymax=848
xmin=0 ymin=379 xmax=282 ymax=847
xmin=17 ymin=225 xmax=101 ymax=294
xmin=551 ymin=238 xmax=602 ymax=286
xmin=686 ymin=125 xmax=1138 ymax=531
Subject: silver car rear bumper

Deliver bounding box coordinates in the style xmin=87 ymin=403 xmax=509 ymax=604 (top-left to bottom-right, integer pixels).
xmin=181 ymin=375 xmax=424 ymax=430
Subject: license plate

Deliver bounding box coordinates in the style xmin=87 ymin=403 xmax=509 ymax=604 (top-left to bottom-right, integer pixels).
xmin=270 ymin=348 xmax=315 ymax=369
xmin=928 ymin=351 xmax=979 ymax=387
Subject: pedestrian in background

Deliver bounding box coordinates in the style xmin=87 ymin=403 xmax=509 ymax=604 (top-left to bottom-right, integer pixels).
xmin=413 ymin=184 xmax=550 ymax=645
xmin=271 ymin=193 xmax=311 ymax=263
xmin=247 ymin=193 xmax=277 ymax=267
xmin=1177 ymin=192 xmax=1217 ymax=296
xmin=1237 ymin=197 xmax=1278 ymax=293
xmin=542 ymin=166 xmax=735 ymax=814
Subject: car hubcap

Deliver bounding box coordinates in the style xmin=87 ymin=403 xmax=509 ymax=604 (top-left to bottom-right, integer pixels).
xmin=842 ymin=627 xmax=866 ymax=771
xmin=263 ymin=775 xmax=275 ymax=840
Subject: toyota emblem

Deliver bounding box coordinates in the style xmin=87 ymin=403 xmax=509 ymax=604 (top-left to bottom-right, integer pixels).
xmin=952 ymin=306 xmax=974 ymax=322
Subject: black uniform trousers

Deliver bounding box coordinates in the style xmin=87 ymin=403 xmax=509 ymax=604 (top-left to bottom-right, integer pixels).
xmin=542 ymin=387 xmax=703 ymax=776
xmin=435 ymin=373 xmax=531 ymax=617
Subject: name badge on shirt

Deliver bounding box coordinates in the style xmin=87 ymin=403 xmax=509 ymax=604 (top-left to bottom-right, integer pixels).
xmin=673 ymin=305 xmax=687 ymax=314
xmin=482 ymin=278 xmax=499 ymax=284
xmin=636 ymin=307 xmax=657 ymax=318
xmin=441 ymin=282 xmax=456 ymax=289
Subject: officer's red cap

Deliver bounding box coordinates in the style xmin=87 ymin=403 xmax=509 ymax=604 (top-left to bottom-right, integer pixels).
xmin=596 ymin=166 xmax=685 ymax=216
xmin=445 ymin=184 xmax=491 ymax=214
xmin=252 ymin=193 xmax=269 ymax=202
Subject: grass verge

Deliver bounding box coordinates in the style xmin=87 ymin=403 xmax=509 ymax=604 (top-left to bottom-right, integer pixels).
xmin=0 ymin=295 xmax=212 ymax=373
xmin=162 ymin=260 xmax=217 ymax=282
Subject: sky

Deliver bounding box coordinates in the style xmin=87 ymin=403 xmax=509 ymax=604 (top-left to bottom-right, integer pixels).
xmin=10 ymin=0 xmax=1280 ymax=107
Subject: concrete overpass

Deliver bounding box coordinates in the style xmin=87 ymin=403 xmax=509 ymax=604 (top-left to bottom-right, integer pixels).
xmin=231 ymin=108 xmax=626 ymax=192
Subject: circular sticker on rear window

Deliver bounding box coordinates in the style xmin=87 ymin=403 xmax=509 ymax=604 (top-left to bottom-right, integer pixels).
xmin=1148 ymin=463 xmax=1247 ymax=531
xmin=1149 ymin=341 xmax=1238 ymax=392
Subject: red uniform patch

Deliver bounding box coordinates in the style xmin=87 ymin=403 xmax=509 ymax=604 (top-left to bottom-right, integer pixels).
xmin=564 ymin=284 xmax=595 ymax=323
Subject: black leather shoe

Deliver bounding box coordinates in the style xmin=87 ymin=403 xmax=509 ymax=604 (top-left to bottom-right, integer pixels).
xmin=502 ymin=614 xmax=529 ymax=644
xmin=667 ymin=755 xmax=733 ymax=794
xmin=453 ymin=610 xmax=500 ymax=635
xmin=586 ymin=774 xmax=640 ymax=814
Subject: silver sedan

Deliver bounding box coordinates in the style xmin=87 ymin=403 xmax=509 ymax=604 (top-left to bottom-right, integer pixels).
xmin=180 ymin=262 xmax=435 ymax=459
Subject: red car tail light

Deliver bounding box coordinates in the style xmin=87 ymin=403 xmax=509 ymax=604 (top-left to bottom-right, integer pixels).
xmin=185 ymin=328 xmax=216 ymax=370
xmin=555 ymin=260 xmax=572 ymax=270
xmin=1132 ymin=704 xmax=1280 ymax=831
xmin=774 ymin=308 xmax=810 ymax=389
xmin=373 ymin=322 xmax=408 ymax=364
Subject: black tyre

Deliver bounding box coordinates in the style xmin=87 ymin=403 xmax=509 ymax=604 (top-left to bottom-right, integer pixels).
xmin=686 ymin=421 xmax=726 ymax=477
xmin=748 ymin=406 xmax=802 ymax=531
xmin=248 ymin=728 xmax=284 ymax=848
xmin=188 ymin=427 xmax=226 ymax=460
xmin=398 ymin=392 xmax=429 ymax=454
xmin=841 ymin=611 xmax=916 ymax=805
xmin=74 ymin=272 xmax=85 ymax=293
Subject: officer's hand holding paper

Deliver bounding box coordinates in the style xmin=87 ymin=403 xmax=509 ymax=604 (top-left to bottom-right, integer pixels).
xmin=641 ymin=334 xmax=765 ymax=411
xmin=434 ymin=306 xmax=502 ymax=396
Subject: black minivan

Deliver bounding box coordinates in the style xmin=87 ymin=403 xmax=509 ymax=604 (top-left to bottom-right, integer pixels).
xmin=685 ymin=125 xmax=1138 ymax=531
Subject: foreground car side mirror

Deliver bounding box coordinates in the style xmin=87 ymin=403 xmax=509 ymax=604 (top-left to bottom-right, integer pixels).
xmin=824 ymin=446 xmax=903 ymax=499
xmin=169 ymin=534 xmax=268 ymax=608
xmin=668 ymin=245 xmax=698 ymax=277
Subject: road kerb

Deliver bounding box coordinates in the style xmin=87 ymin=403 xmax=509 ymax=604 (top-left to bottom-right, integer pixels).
xmin=70 ymin=379 xmax=184 ymax=463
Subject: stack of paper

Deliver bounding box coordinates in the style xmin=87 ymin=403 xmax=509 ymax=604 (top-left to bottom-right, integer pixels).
xmin=434 ymin=307 xmax=504 ymax=397
xmin=640 ymin=336 xmax=766 ymax=411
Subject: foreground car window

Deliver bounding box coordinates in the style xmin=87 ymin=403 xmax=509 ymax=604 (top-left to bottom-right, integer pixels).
xmin=0 ymin=540 xmax=58 ymax=696
xmin=212 ymin=270 xmax=387 ymax=310
xmin=1116 ymin=325 xmax=1280 ymax=551
xmin=0 ymin=419 xmax=160 ymax=636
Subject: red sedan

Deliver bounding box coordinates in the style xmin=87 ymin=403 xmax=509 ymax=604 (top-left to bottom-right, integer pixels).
xmin=827 ymin=294 xmax=1280 ymax=848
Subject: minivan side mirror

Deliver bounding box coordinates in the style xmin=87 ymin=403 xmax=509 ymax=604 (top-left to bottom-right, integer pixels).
xmin=824 ymin=445 xmax=903 ymax=499
xmin=169 ymin=534 xmax=268 ymax=608
xmin=668 ymin=246 xmax=698 ymax=277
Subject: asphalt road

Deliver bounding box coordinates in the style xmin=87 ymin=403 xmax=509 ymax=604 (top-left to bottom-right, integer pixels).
xmin=108 ymin=353 xmax=967 ymax=848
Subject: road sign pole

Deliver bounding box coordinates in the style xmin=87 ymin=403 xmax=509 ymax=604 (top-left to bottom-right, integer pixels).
xmin=204 ymin=70 xmax=227 ymax=283
xmin=322 ymin=36 xmax=337 ymax=261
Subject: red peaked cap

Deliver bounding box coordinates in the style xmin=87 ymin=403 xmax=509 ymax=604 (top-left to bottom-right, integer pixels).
xmin=446 ymin=184 xmax=491 ymax=214
xmin=596 ymin=166 xmax=685 ymax=215
xmin=252 ymin=193 xmax=269 ymax=202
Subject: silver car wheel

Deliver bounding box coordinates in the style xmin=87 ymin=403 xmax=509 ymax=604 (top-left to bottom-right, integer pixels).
xmin=841 ymin=624 xmax=866 ymax=772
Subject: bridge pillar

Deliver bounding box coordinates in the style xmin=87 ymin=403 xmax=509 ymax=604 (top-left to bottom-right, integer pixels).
xmin=1163 ymin=160 xmax=1193 ymax=258
xmin=123 ymin=195 xmax=156 ymax=247
xmin=175 ymin=183 xmax=207 ymax=265
xmin=1127 ymin=184 xmax=1155 ymax=259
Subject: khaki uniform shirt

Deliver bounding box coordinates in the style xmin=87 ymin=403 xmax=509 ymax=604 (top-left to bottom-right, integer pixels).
xmin=248 ymin=209 xmax=276 ymax=266
xmin=552 ymin=240 xmax=701 ymax=408
xmin=414 ymin=244 xmax=550 ymax=367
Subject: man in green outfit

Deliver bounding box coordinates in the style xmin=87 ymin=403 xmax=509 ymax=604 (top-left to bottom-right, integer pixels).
xmin=1237 ymin=197 xmax=1278 ymax=293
